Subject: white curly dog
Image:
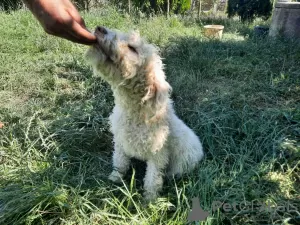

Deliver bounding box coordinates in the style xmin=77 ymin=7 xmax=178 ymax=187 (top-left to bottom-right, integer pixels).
xmin=85 ymin=26 xmax=204 ymax=201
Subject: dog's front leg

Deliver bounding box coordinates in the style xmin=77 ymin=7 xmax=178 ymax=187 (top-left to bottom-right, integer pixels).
xmin=108 ymin=143 xmax=130 ymax=183
xmin=143 ymin=156 xmax=167 ymax=201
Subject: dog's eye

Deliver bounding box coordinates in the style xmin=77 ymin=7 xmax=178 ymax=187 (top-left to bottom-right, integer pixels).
xmin=128 ymin=45 xmax=138 ymax=54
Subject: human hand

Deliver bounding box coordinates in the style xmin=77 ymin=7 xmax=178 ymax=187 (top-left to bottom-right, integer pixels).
xmin=24 ymin=0 xmax=96 ymax=45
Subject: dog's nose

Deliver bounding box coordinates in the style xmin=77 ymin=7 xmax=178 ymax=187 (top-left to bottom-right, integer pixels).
xmin=96 ymin=26 xmax=107 ymax=34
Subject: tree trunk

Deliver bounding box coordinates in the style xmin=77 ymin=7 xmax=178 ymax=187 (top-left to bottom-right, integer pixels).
xmin=191 ymin=0 xmax=195 ymax=10
xmin=224 ymin=0 xmax=228 ymax=14
xmin=198 ymin=0 xmax=202 ymax=19
xmin=128 ymin=0 xmax=131 ymax=14
xmin=167 ymin=0 xmax=170 ymax=18
xmin=213 ymin=2 xmax=218 ymax=15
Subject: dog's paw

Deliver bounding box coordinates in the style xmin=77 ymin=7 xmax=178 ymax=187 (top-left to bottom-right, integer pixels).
xmin=108 ymin=171 xmax=123 ymax=183
xmin=143 ymin=191 xmax=158 ymax=203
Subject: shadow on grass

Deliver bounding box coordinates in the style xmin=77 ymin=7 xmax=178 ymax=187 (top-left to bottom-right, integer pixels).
xmin=161 ymin=35 xmax=300 ymax=224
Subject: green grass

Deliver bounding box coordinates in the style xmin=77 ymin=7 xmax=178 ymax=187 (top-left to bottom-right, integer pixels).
xmin=0 ymin=7 xmax=299 ymax=225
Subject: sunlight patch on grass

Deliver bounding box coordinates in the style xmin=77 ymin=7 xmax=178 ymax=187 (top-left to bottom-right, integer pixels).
xmin=264 ymin=172 xmax=296 ymax=198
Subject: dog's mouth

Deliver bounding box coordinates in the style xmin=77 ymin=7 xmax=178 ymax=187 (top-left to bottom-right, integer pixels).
xmin=93 ymin=26 xmax=113 ymax=62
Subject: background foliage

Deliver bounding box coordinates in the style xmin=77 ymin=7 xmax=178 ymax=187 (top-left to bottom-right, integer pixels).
xmin=227 ymin=0 xmax=273 ymax=22
xmin=0 ymin=0 xmax=281 ymax=22
xmin=0 ymin=0 xmax=22 ymax=11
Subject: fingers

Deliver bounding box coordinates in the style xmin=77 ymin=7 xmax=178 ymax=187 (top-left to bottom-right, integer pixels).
xmin=54 ymin=32 xmax=80 ymax=43
xmin=66 ymin=8 xmax=97 ymax=45
xmin=31 ymin=0 xmax=97 ymax=45
xmin=48 ymin=27 xmax=96 ymax=45
xmin=45 ymin=12 xmax=96 ymax=45
xmin=44 ymin=20 xmax=96 ymax=45
xmin=67 ymin=21 xmax=97 ymax=45
xmin=65 ymin=2 xmax=87 ymax=27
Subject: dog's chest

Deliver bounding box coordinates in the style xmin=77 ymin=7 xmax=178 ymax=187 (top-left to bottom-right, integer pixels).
xmin=109 ymin=106 xmax=168 ymax=160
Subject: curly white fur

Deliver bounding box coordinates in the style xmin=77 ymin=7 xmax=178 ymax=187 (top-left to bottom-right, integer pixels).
xmin=85 ymin=26 xmax=204 ymax=201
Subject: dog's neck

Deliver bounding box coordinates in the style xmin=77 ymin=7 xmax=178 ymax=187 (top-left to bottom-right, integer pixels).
xmin=111 ymin=79 xmax=170 ymax=124
xmin=112 ymin=83 xmax=148 ymax=116
xmin=103 ymin=55 xmax=171 ymax=124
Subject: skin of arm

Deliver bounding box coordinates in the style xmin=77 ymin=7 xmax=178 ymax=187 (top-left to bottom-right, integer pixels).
xmin=23 ymin=0 xmax=96 ymax=45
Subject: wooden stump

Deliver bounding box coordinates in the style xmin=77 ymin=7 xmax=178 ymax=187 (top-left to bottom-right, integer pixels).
xmin=269 ymin=3 xmax=300 ymax=39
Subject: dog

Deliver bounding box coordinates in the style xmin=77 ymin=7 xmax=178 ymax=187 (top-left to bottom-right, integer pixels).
xmin=85 ymin=26 xmax=204 ymax=201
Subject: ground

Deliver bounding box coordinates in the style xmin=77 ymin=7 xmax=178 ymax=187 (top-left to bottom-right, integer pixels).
xmin=0 ymin=7 xmax=299 ymax=225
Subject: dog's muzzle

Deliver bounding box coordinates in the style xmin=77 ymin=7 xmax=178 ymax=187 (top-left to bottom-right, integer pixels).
xmin=95 ymin=26 xmax=108 ymax=37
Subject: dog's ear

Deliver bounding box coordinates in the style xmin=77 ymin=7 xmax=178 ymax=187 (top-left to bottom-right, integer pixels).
xmin=142 ymin=56 xmax=171 ymax=123
xmin=129 ymin=30 xmax=140 ymax=43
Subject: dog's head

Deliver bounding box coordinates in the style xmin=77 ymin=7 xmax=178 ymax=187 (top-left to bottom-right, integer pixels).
xmin=86 ymin=26 xmax=154 ymax=81
xmin=85 ymin=26 xmax=171 ymax=122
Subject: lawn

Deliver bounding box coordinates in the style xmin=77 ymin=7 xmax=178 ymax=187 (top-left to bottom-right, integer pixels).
xmin=0 ymin=6 xmax=299 ymax=225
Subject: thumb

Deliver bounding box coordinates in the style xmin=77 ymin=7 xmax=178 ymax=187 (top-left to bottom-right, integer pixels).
xmin=67 ymin=7 xmax=87 ymax=28
xmin=69 ymin=21 xmax=97 ymax=44
xmin=66 ymin=9 xmax=96 ymax=44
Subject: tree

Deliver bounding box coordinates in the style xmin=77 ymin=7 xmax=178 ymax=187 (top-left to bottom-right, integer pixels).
xmin=227 ymin=0 xmax=273 ymax=22
xmin=132 ymin=0 xmax=191 ymax=14
xmin=0 ymin=0 xmax=22 ymax=11
xmin=197 ymin=0 xmax=202 ymax=18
